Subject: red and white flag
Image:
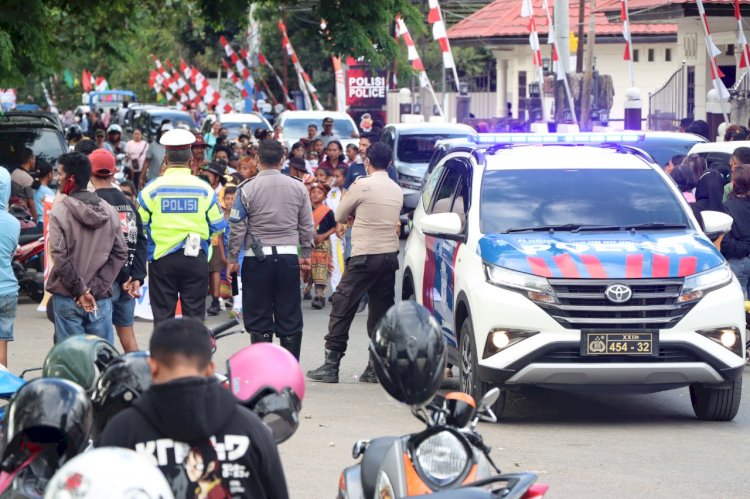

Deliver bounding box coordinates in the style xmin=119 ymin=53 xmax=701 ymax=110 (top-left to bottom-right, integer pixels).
xmin=427 ymin=0 xmax=460 ymax=91
xmin=521 ymin=0 xmax=544 ymax=84
xmin=621 ymin=0 xmax=635 ymax=85
xmin=696 ymin=0 xmax=730 ymax=100
xmin=277 ymin=21 xmax=324 ymax=110
xmin=242 ymin=48 xmax=278 ymax=107
xmin=222 ymin=59 xmax=250 ymax=99
xmin=735 ymin=0 xmax=750 ymax=69
xmin=395 ymin=15 xmax=443 ymax=116
xmin=540 ymin=0 xmax=564 ymax=81
xmin=219 ymin=36 xmax=257 ymax=97
xmin=167 ymin=60 xmax=199 ymax=108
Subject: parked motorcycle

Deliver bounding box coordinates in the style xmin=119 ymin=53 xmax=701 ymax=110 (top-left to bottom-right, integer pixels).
xmin=337 ymin=389 xmax=547 ymax=499
xmin=337 ymin=301 xmax=548 ymax=499
xmin=14 ymin=237 xmax=45 ymax=303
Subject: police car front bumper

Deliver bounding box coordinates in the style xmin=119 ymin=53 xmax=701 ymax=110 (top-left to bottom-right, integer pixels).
xmin=469 ymin=279 xmax=746 ymax=390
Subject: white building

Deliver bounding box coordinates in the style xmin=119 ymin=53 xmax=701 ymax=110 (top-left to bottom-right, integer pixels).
xmin=447 ymin=0 xmax=680 ymax=125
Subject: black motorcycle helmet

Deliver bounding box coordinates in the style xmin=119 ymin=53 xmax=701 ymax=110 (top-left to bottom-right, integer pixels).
xmin=91 ymin=352 xmax=152 ymax=435
xmin=369 ymin=301 xmax=446 ymax=406
xmin=1 ymin=378 xmax=92 ymax=471
xmin=65 ymin=125 xmax=82 ymax=142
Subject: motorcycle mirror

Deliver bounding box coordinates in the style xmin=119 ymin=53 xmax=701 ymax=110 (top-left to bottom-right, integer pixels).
xmin=478 ymin=387 xmax=500 ymax=413
xmin=352 ymin=439 xmax=370 ymax=459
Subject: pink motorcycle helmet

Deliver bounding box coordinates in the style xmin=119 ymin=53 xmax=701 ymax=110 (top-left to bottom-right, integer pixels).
xmin=226 ymin=343 xmax=305 ymax=404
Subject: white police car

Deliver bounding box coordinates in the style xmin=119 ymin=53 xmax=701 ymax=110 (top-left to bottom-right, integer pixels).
xmin=402 ymin=133 xmax=745 ymax=421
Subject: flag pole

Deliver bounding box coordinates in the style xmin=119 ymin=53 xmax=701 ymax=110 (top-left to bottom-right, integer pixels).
xmin=696 ymin=0 xmax=730 ymax=123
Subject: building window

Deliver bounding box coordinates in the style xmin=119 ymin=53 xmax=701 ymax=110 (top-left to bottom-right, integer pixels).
xmin=633 ymin=49 xmax=640 ymax=62
xmin=648 ymin=49 xmax=655 ymax=62
xmin=518 ymin=71 xmax=527 ymax=116
xmin=665 ymin=48 xmax=672 ymax=62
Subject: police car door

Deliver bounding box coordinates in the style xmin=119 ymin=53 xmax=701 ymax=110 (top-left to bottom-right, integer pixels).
xmin=420 ymin=158 xmax=470 ymax=348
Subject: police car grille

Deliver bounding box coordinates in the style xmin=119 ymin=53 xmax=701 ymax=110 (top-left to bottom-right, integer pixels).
xmin=543 ymin=279 xmax=694 ymax=330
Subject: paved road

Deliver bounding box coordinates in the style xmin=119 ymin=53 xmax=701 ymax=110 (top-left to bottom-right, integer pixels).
xmin=7 ymin=289 xmax=750 ymax=499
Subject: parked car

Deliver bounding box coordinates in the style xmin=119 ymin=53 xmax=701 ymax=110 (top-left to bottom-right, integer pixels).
xmin=402 ymin=132 xmax=744 ymax=421
xmin=0 ymin=112 xmax=67 ymax=181
xmin=274 ymin=110 xmax=359 ymax=149
xmin=202 ymin=113 xmax=271 ymax=139
xmin=688 ymin=140 xmax=750 ymax=182
xmin=131 ymin=107 xmax=198 ymax=142
xmin=634 ymin=131 xmax=707 ymax=167
xmin=86 ymin=90 xmax=138 ymax=114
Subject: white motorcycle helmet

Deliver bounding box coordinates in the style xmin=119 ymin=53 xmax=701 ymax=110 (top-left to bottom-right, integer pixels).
xmin=44 ymin=447 xmax=173 ymax=499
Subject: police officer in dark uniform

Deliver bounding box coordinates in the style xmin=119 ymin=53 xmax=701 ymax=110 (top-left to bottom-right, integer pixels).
xmin=227 ymin=140 xmax=314 ymax=359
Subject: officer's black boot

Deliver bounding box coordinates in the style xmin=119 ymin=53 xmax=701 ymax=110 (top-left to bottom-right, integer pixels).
xmin=359 ymin=363 xmax=377 ymax=384
xmin=306 ymin=350 xmax=344 ymax=383
xmin=250 ymin=332 xmax=273 ymax=344
xmin=280 ymin=334 xmax=302 ymax=360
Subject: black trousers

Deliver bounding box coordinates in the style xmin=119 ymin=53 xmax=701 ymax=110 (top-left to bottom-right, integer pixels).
xmin=241 ymin=253 xmax=303 ymax=337
xmin=149 ymin=251 xmax=208 ymax=326
xmin=325 ymin=252 xmax=399 ymax=353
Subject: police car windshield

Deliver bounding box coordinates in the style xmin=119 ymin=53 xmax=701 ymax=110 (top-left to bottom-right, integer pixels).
xmin=480 ymin=169 xmax=689 ymax=234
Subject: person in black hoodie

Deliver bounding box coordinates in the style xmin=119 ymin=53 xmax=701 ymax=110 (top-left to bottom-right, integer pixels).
xmin=721 ymin=164 xmax=750 ymax=298
xmin=97 ymin=318 xmax=289 ymax=499
xmin=685 ymin=154 xmax=725 ymax=212
xmin=89 ymin=149 xmax=147 ymax=352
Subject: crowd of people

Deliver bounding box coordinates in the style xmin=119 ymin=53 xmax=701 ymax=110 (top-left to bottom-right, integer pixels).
xmin=0 ymin=115 xmax=403 ymax=372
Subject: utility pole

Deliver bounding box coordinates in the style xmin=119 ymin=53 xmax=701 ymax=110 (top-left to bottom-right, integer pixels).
xmin=281 ymin=8 xmax=288 ymax=92
xmin=580 ymin=0 xmax=596 ymax=130
xmin=575 ymin=0 xmax=585 ymax=73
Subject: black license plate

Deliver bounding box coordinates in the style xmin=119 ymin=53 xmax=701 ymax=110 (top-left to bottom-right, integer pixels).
xmin=581 ymin=331 xmax=658 ymax=356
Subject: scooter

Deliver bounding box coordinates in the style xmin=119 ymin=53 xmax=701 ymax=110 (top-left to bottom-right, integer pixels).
xmin=337 ymin=388 xmax=548 ymax=499
xmin=14 ymin=237 xmax=45 ymax=303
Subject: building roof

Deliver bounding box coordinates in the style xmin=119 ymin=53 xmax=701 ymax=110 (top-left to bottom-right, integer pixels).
xmin=597 ymin=0 xmax=750 ymax=21
xmin=447 ymin=0 xmax=677 ymax=44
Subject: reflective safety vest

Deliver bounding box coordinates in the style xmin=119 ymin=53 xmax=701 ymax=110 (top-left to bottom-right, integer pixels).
xmin=137 ymin=168 xmax=227 ymax=261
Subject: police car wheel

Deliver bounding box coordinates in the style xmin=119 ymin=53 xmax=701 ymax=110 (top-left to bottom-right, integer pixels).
xmin=459 ymin=319 xmax=506 ymax=420
xmin=689 ymin=377 xmax=742 ymax=421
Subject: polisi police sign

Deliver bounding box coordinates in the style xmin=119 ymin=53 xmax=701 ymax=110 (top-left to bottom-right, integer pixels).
xmin=346 ymin=67 xmax=386 ymax=108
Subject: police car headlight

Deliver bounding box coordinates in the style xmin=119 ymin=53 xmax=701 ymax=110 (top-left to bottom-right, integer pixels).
xmin=484 ymin=263 xmax=558 ymax=304
xmin=414 ymin=431 xmax=469 ymax=486
xmin=678 ymin=264 xmax=733 ymax=303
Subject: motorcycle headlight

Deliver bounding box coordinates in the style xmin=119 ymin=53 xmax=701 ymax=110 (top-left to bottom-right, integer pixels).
xmin=484 ymin=263 xmax=558 ymax=304
xmin=414 ymin=431 xmax=469 ymax=486
xmin=678 ymin=264 xmax=733 ymax=303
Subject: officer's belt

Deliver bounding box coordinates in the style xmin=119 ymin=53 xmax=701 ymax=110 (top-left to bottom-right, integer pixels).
xmin=249 ymin=245 xmax=298 ymax=257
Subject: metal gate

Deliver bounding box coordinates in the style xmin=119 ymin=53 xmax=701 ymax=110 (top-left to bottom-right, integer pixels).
xmin=648 ymin=63 xmax=694 ymax=131
xmin=730 ymin=71 xmax=750 ymax=128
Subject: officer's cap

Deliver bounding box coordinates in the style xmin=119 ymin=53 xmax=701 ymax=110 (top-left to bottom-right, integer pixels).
xmin=160 ymin=128 xmax=195 ymax=150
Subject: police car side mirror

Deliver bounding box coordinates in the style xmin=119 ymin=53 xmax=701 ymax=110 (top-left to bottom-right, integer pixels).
xmin=701 ymin=210 xmax=733 ymax=241
xmin=421 ymin=213 xmax=464 ymax=241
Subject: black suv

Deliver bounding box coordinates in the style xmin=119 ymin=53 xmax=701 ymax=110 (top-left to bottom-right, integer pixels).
xmin=0 ymin=112 xmax=67 ymax=177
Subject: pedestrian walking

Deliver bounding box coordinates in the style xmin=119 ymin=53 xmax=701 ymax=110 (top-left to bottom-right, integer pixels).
xmin=227 ymin=139 xmax=314 ymax=359
xmin=721 ymin=164 xmax=750 ymax=298
xmin=89 ymin=149 xmax=147 ymax=352
xmin=137 ymin=129 xmax=227 ymax=325
xmin=46 ymin=152 xmax=128 ymax=343
xmin=307 ymin=142 xmax=403 ymax=383
xmin=302 ymin=183 xmax=337 ymax=309
xmin=124 ymin=128 xmax=149 ymax=189
xmin=0 ymin=168 xmax=20 ymax=367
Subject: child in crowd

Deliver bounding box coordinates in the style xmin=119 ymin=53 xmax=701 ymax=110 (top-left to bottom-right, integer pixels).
xmin=33 ymin=160 xmax=55 ymax=226
xmin=302 ymin=183 xmax=337 ymax=309
xmin=345 ymin=143 xmax=360 ymax=165
xmin=305 ymin=150 xmax=319 ymax=172
xmin=326 ymin=166 xmax=347 ymax=299
xmin=315 ymin=165 xmax=333 ymax=186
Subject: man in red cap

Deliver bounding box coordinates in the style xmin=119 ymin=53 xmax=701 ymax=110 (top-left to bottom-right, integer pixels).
xmin=46 ymin=152 xmax=128 ymax=342
xmin=89 ymin=149 xmax=147 ymax=352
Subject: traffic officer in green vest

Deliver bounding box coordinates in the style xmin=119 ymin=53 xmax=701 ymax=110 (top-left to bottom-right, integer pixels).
xmin=137 ymin=129 xmax=227 ymax=325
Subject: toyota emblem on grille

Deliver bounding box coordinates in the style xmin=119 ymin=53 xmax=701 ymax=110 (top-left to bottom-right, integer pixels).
xmin=605 ymin=284 xmax=632 ymax=303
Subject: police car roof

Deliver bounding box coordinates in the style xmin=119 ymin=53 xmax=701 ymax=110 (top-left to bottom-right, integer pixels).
xmin=485 ymin=145 xmax=654 ymax=171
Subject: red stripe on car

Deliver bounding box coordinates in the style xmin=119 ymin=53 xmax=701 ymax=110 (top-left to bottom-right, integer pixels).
xmin=553 ymin=254 xmax=580 ymax=278
xmin=678 ymin=256 xmax=697 ymax=277
xmin=652 ymin=254 xmax=670 ymax=277
xmin=580 ymin=254 xmax=607 ymax=278
xmin=527 ymin=257 xmax=553 ymax=277
xmin=625 ymin=254 xmax=644 ymax=278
